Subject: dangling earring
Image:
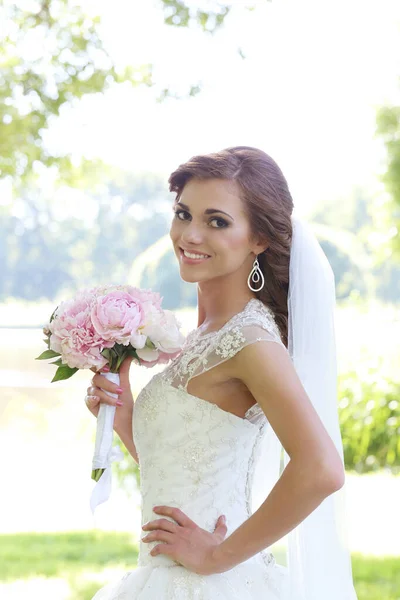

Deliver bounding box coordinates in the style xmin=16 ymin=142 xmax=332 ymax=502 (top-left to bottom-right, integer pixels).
xmin=247 ymin=254 xmax=265 ymax=292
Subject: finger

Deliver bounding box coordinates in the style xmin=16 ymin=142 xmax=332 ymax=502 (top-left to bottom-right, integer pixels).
xmin=150 ymin=543 xmax=175 ymax=558
xmin=87 ymin=388 xmax=122 ymax=407
xmin=85 ymin=394 xmax=100 ymax=410
xmin=91 ymin=372 xmax=122 ymax=396
xmin=86 ymin=385 xmax=100 ymax=397
xmin=90 ymin=363 xmax=109 ymax=374
xmin=142 ymin=530 xmax=175 ymax=545
xmin=214 ymin=516 xmax=228 ymax=539
xmin=153 ymin=506 xmax=196 ymax=529
xmin=142 ymin=518 xmax=178 ymax=534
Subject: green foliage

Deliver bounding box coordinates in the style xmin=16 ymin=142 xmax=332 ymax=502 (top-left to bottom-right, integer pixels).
xmin=0 ymin=530 xmax=138 ymax=581
xmin=0 ymin=170 xmax=169 ymax=302
xmin=35 ymin=349 xmax=60 ymax=360
xmin=101 ymin=343 xmax=142 ymax=373
xmin=0 ymin=0 xmax=152 ymax=189
xmin=308 ymin=187 xmax=400 ymax=302
xmin=339 ymin=367 xmax=400 ymax=474
xmin=351 ymin=553 xmax=400 ymax=600
xmin=35 ymin=344 xmax=79 ymax=382
xmin=0 ymin=0 xmax=246 ymax=189
xmin=50 ymin=363 xmax=78 ymax=381
xmin=0 ymin=531 xmax=399 ymax=600
xmin=375 ymin=103 xmax=400 ymax=258
xmin=161 ymin=0 xmax=231 ymax=33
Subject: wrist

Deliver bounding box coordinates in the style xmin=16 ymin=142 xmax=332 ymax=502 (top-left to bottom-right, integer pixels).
xmin=113 ymin=405 xmax=133 ymax=434
xmin=209 ymin=542 xmax=237 ymax=574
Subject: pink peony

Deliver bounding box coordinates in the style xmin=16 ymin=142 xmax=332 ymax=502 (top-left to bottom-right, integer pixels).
xmin=91 ymin=290 xmax=145 ymax=345
xmin=42 ymin=284 xmax=184 ymax=375
xmin=49 ymin=292 xmax=112 ymax=370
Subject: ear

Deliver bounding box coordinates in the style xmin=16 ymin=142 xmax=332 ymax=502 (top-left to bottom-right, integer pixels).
xmin=250 ymin=237 xmax=269 ymax=257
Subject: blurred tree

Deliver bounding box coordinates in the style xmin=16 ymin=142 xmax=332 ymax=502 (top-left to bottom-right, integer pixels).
xmin=0 ymin=169 xmax=173 ymax=301
xmin=0 ymin=0 xmax=154 ymax=190
xmin=3 ymin=172 xmax=399 ymax=305
xmin=0 ymin=0 xmax=255 ymax=191
xmin=308 ymin=185 xmax=400 ymax=302
xmin=375 ymin=103 xmax=400 ymax=258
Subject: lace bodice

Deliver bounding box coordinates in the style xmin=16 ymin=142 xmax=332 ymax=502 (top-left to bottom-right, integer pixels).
xmin=162 ymin=297 xmax=286 ymax=425
xmin=91 ymin=299 xmax=299 ymax=598
xmin=132 ymin=298 xmax=287 ymax=572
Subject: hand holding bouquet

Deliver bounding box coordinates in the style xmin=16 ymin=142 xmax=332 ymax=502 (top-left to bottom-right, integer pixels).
xmin=36 ymin=285 xmax=184 ymax=512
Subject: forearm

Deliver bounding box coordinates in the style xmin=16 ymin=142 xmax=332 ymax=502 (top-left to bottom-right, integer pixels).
xmin=213 ymin=458 xmax=343 ymax=573
xmin=114 ymin=409 xmax=139 ymax=465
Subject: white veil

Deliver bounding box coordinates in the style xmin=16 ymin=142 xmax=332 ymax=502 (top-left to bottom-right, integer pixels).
xmin=250 ymin=214 xmax=358 ymax=599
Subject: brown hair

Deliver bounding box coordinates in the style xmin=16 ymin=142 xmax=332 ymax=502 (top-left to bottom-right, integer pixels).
xmin=168 ymin=146 xmax=294 ymax=348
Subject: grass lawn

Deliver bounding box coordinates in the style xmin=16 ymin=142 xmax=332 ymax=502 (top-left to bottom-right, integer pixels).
xmin=0 ymin=531 xmax=398 ymax=600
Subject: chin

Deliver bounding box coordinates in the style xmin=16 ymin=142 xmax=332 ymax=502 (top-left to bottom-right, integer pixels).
xmin=179 ymin=272 xmax=201 ymax=283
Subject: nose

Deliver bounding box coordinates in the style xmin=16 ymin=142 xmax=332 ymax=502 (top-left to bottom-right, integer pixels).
xmin=180 ymin=221 xmax=205 ymax=245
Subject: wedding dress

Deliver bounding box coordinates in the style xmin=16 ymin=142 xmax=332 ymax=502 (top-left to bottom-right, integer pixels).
xmin=92 ymin=297 xmax=294 ymax=599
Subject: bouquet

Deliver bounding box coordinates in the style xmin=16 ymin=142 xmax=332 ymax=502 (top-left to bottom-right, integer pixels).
xmin=36 ymin=284 xmax=185 ymax=512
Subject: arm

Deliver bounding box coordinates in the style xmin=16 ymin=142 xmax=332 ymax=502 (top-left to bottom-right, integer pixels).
xmin=212 ymin=340 xmax=345 ymax=573
xmin=114 ymin=406 xmax=139 ymax=466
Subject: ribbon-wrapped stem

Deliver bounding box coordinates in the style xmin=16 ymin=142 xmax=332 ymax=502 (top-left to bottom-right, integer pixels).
xmin=90 ymin=371 xmax=123 ymax=514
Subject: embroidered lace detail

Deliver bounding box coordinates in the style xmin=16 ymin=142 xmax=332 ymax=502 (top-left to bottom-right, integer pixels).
xmin=214 ymin=326 xmax=247 ymax=359
xmin=161 ymin=298 xmax=286 ymax=424
xmin=91 ymin=298 xmax=291 ymax=598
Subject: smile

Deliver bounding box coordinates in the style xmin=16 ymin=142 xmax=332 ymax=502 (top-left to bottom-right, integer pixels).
xmin=179 ymin=247 xmax=211 ymax=263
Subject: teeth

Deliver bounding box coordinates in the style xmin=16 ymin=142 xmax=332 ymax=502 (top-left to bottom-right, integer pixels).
xmin=183 ymin=249 xmax=210 ymax=259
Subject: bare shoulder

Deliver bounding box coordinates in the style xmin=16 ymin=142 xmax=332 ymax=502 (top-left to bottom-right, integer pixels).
xmin=228 ymin=326 xmax=343 ymax=475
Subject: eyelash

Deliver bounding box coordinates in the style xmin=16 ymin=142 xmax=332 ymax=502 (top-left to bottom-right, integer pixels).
xmin=173 ymin=209 xmax=229 ymax=229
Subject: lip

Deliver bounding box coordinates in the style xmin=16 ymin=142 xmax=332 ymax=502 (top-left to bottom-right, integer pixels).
xmin=179 ymin=247 xmax=211 ymax=264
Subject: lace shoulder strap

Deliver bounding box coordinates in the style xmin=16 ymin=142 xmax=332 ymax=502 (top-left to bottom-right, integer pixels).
xmin=162 ymin=298 xmax=286 ymax=393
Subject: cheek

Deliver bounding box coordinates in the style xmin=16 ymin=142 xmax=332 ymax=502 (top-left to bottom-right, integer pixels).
xmin=221 ymin=229 xmax=249 ymax=253
xmin=169 ymin=219 xmax=180 ymax=241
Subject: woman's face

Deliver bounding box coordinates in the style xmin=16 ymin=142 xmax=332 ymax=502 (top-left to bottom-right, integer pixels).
xmin=169 ymin=178 xmax=262 ymax=284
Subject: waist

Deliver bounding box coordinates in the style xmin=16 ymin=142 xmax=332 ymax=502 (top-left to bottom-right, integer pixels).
xmin=138 ymin=491 xmax=273 ymax=570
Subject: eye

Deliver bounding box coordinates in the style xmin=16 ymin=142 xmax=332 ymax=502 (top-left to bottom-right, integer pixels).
xmin=173 ymin=209 xmax=190 ymax=221
xmin=209 ymin=217 xmax=228 ymax=228
xmin=173 ymin=209 xmax=228 ymax=229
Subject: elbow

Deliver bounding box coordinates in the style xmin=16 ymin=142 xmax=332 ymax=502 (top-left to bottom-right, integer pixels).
xmin=316 ymin=454 xmax=346 ymax=495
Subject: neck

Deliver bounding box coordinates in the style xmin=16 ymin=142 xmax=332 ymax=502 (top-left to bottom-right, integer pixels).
xmin=196 ymin=284 xmax=257 ymax=329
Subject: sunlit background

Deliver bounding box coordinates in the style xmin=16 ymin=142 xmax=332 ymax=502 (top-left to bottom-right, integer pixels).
xmin=1 ymin=0 xmax=400 ymax=598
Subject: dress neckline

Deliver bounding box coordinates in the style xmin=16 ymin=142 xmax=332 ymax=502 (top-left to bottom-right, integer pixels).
xmin=192 ymin=297 xmax=263 ymax=340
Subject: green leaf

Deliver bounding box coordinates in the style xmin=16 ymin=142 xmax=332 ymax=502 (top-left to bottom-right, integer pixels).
xmin=50 ymin=358 xmax=63 ymax=366
xmin=126 ymin=347 xmax=141 ymax=365
xmin=51 ymin=365 xmax=79 ymax=382
xmin=114 ymin=343 xmax=125 ymax=357
xmin=115 ymin=352 xmax=128 ymax=372
xmin=35 ymin=349 xmax=61 ymax=360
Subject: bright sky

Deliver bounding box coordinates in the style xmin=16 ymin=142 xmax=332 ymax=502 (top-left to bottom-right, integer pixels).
xmin=43 ymin=0 xmax=400 ymax=216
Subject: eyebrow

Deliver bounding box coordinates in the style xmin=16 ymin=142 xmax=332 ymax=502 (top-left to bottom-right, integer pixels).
xmin=175 ymin=201 xmax=234 ymax=220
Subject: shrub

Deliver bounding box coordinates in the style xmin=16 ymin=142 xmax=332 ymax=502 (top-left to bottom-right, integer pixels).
xmin=338 ymin=367 xmax=400 ymax=474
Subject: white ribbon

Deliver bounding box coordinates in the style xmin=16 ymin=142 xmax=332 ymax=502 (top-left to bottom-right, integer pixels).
xmin=89 ymin=370 xmax=123 ymax=514
xmin=90 ymin=445 xmax=124 ymax=514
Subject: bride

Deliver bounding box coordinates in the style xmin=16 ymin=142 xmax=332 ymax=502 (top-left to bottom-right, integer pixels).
xmin=85 ymin=146 xmax=358 ymax=599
